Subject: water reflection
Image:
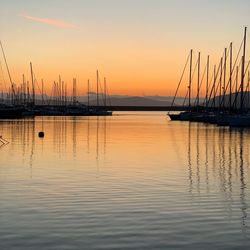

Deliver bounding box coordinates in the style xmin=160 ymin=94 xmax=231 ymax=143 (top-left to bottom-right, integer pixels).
xmin=1 ymin=114 xmax=250 ymax=249
xmin=186 ymin=123 xmax=249 ymax=233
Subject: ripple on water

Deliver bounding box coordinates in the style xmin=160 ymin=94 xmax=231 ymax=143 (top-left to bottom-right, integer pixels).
xmin=0 ymin=114 xmax=250 ymax=249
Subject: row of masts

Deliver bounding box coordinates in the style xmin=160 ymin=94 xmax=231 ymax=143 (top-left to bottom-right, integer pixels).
xmin=169 ymin=27 xmax=250 ymax=127
xmin=0 ymin=62 xmax=110 ymax=108
xmin=0 ymin=39 xmax=110 ymax=108
xmin=178 ymin=27 xmax=248 ymax=113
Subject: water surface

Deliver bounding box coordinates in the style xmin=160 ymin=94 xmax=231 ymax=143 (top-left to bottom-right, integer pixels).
xmin=0 ymin=112 xmax=250 ymax=249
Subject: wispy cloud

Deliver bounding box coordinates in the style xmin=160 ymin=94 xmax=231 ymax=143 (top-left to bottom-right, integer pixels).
xmin=20 ymin=14 xmax=76 ymax=29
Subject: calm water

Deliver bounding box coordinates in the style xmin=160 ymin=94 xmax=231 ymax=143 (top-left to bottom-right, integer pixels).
xmin=0 ymin=112 xmax=250 ymax=250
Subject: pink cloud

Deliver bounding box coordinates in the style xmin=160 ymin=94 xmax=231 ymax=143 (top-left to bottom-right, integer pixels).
xmin=21 ymin=14 xmax=76 ymax=29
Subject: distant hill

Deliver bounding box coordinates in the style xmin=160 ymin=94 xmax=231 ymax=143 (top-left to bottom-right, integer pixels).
xmin=210 ymin=92 xmax=250 ymax=109
xmin=84 ymin=96 xmax=173 ymax=107
xmin=77 ymin=95 xmax=190 ymax=106
xmin=0 ymin=93 xmax=193 ymax=107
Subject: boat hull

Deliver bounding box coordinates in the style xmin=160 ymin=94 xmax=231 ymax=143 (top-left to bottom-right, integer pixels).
xmin=168 ymin=114 xmax=181 ymax=121
xmin=0 ymin=107 xmax=24 ymax=119
xmin=229 ymin=115 xmax=250 ymax=127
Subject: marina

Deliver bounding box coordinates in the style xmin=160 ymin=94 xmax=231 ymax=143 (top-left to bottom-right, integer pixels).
xmin=0 ymin=41 xmax=113 ymax=118
xmin=1 ymin=1 xmax=250 ymax=249
xmin=169 ymin=28 xmax=250 ymax=127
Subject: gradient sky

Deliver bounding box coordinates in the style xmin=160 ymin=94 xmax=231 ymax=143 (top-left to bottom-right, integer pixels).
xmin=0 ymin=0 xmax=250 ymax=96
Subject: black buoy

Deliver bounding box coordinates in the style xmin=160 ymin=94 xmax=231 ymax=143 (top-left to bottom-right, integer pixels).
xmin=38 ymin=132 xmax=45 ymax=138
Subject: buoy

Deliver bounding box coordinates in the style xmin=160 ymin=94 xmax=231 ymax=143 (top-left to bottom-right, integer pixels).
xmin=38 ymin=132 xmax=45 ymax=138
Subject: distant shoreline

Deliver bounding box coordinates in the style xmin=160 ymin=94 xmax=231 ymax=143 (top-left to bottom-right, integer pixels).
xmin=96 ymin=106 xmax=186 ymax=111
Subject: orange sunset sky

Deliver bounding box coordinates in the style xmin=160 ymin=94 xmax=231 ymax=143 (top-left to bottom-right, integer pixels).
xmin=0 ymin=0 xmax=250 ymax=96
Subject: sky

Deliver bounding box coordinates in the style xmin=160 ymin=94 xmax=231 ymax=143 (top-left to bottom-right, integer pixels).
xmin=0 ymin=0 xmax=250 ymax=96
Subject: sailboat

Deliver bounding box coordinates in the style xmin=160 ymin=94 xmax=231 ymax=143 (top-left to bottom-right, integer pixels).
xmin=0 ymin=41 xmax=25 ymax=119
xmin=229 ymin=27 xmax=249 ymax=127
xmin=90 ymin=71 xmax=113 ymax=116
xmin=168 ymin=49 xmax=193 ymax=121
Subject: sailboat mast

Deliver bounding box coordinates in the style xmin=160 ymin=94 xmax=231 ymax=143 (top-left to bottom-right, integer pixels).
xmin=30 ymin=62 xmax=35 ymax=106
xmin=65 ymin=83 xmax=67 ymax=106
xmin=42 ymin=79 xmax=44 ymax=105
xmin=247 ymin=72 xmax=250 ymax=110
xmin=104 ymin=77 xmax=107 ymax=107
xmin=88 ymin=79 xmax=90 ymax=109
xmin=188 ymin=49 xmax=193 ymax=110
xmin=73 ymin=78 xmax=77 ymax=105
xmin=240 ymin=27 xmax=247 ymax=112
xmin=236 ymin=66 xmax=239 ymax=109
xmin=97 ymin=70 xmax=99 ymax=107
xmin=206 ymin=55 xmax=210 ymax=110
xmin=213 ymin=65 xmax=216 ymax=109
xmin=59 ymin=75 xmax=62 ymax=106
xmin=23 ymin=74 xmax=26 ymax=104
xmin=218 ymin=59 xmax=222 ymax=110
xmin=223 ymin=48 xmax=227 ymax=110
xmin=229 ymin=43 xmax=233 ymax=112
xmin=197 ymin=52 xmax=201 ymax=108
xmin=0 ymin=41 xmax=16 ymax=105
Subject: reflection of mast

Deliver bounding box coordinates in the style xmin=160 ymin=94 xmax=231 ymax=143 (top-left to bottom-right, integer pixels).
xmin=188 ymin=123 xmax=193 ymax=193
xmin=104 ymin=116 xmax=107 ymax=158
xmin=72 ymin=117 xmax=77 ymax=158
xmin=87 ymin=79 xmax=90 ymax=110
xmin=239 ymin=130 xmax=247 ymax=231
xmin=87 ymin=117 xmax=90 ymax=154
xmin=96 ymin=117 xmax=99 ymax=161
xmin=64 ymin=117 xmax=67 ymax=153
xmin=42 ymin=79 xmax=44 ymax=105
xmin=41 ymin=117 xmax=44 ymax=153
xmin=29 ymin=119 xmax=35 ymax=179
xmin=221 ymin=128 xmax=227 ymax=193
xmin=196 ymin=123 xmax=200 ymax=194
xmin=228 ymin=129 xmax=233 ymax=194
xmin=205 ymin=124 xmax=209 ymax=192
xmin=95 ymin=117 xmax=100 ymax=174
